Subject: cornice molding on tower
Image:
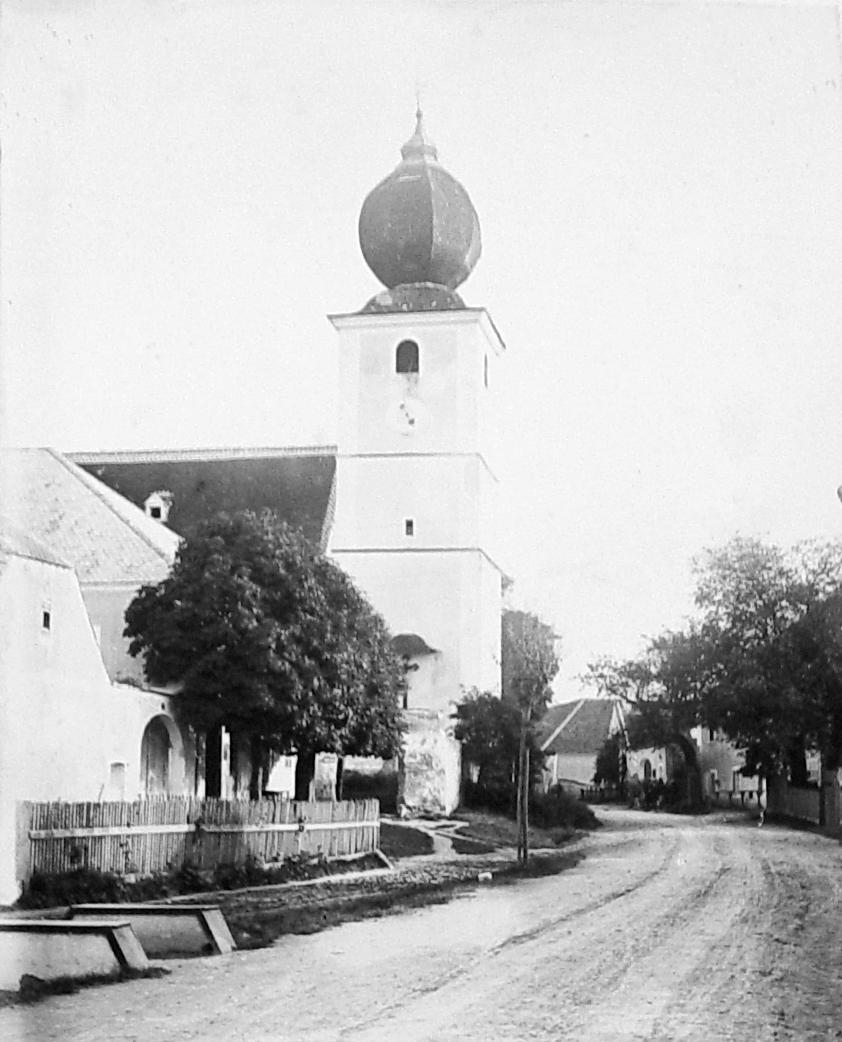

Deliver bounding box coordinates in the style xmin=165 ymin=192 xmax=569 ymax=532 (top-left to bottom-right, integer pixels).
xmin=327 ymin=307 xmax=507 ymax=353
xmin=69 ymin=445 xmax=338 ymax=465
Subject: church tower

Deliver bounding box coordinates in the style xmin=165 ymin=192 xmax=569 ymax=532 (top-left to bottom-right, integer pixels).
xmin=329 ymin=112 xmax=506 ymax=814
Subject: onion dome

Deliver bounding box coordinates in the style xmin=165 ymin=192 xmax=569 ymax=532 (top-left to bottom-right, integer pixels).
xmin=358 ymin=110 xmax=482 ymax=295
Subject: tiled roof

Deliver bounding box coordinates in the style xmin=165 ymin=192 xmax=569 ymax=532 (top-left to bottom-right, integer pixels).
xmin=0 ymin=519 xmax=71 ymax=569
xmin=0 ymin=449 xmax=179 ymax=585
xmin=71 ymin=447 xmax=338 ymax=549
xmin=539 ymin=699 xmax=620 ymax=756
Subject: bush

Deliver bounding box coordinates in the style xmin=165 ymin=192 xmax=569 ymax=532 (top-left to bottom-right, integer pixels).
xmin=461 ymin=780 xmax=599 ymax=831
xmin=18 ymin=867 xmax=159 ymax=909
xmin=460 ymin=778 xmax=517 ymax=816
xmin=530 ymin=786 xmax=599 ymax=830
xmin=16 ymin=851 xmax=366 ymax=908
xmin=341 ymin=768 xmax=398 ymax=814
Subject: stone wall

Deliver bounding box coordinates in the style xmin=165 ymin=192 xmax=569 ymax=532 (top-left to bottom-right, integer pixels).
xmin=399 ymin=709 xmax=461 ymax=816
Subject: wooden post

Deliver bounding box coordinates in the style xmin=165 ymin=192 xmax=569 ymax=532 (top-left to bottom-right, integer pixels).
xmin=15 ymin=801 xmax=32 ymax=895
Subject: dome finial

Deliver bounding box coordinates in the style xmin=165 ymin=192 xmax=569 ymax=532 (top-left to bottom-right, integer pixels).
xmin=358 ymin=109 xmax=482 ymax=296
xmin=401 ymin=104 xmax=437 ymax=162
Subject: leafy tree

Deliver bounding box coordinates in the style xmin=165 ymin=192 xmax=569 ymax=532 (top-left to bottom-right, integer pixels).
xmin=454 ymin=690 xmax=544 ymax=812
xmin=593 ymin=731 xmax=625 ymax=789
xmin=501 ymin=609 xmax=560 ymax=861
xmin=587 ymin=536 xmax=842 ymax=818
xmin=586 ymin=629 xmax=711 ymax=809
xmin=124 ymin=511 xmax=406 ymax=800
xmin=695 ymin=537 xmax=842 ymax=795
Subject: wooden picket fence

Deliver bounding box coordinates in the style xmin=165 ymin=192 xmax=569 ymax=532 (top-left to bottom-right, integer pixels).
xmin=17 ymin=797 xmax=380 ymax=886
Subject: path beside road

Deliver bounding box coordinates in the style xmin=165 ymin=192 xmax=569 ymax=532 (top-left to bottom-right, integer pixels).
xmin=4 ymin=808 xmax=842 ymax=1041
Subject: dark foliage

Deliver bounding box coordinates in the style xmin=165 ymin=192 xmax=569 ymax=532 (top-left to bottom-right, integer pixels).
xmin=341 ymin=768 xmax=399 ymax=815
xmin=124 ymin=511 xmax=407 ymax=798
xmin=593 ymin=732 xmax=625 ymax=787
xmin=15 ymin=852 xmax=378 ymax=909
xmin=529 ymin=785 xmax=600 ymax=830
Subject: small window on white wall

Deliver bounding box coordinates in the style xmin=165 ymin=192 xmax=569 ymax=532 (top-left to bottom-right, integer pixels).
xmin=396 ymin=340 xmax=419 ymax=374
xmin=405 ymin=519 xmax=414 ymax=536
xmin=484 ymin=354 xmax=489 ymax=388
xmin=109 ymin=762 xmax=127 ymax=801
xmin=42 ymin=609 xmax=51 ymax=631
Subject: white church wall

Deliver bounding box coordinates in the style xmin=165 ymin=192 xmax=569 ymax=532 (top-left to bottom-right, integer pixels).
xmin=331 ymin=454 xmax=485 ymax=550
xmin=81 ymin=584 xmax=147 ymax=685
xmin=331 ymin=549 xmax=463 ymax=714
xmin=0 ymin=554 xmax=192 ymax=904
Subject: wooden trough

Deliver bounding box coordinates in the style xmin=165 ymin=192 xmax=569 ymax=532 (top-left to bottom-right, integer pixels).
xmin=0 ymin=919 xmax=148 ymax=992
xmin=67 ymin=904 xmax=236 ymax=958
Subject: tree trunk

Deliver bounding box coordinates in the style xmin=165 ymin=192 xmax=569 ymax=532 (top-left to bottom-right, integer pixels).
xmin=336 ymin=756 xmax=345 ymax=802
xmin=674 ymin=734 xmax=704 ymax=811
xmin=516 ymin=729 xmax=525 ymax=861
xmin=248 ymin=736 xmax=269 ymax=801
xmin=787 ymin=740 xmax=809 ymax=788
xmin=294 ymin=750 xmax=317 ymax=802
xmin=204 ymin=725 xmax=223 ymax=798
xmin=516 ymin=725 xmax=529 ymax=862
xmin=522 ymin=744 xmax=530 ymax=864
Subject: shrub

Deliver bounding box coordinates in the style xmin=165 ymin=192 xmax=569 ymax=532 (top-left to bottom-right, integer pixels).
xmin=460 ymin=778 xmax=517 ymax=816
xmin=341 ymin=768 xmax=398 ymax=814
xmin=19 ymin=868 xmax=145 ymax=909
xmin=530 ymin=786 xmax=599 ymax=830
xmin=16 ymin=852 xmax=346 ymax=908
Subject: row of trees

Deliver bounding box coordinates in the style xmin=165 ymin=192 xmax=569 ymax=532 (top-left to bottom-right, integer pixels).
xmin=586 ymin=536 xmax=842 ymax=817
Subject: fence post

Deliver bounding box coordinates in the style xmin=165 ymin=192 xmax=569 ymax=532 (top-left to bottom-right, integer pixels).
xmin=15 ymin=801 xmax=32 ymax=894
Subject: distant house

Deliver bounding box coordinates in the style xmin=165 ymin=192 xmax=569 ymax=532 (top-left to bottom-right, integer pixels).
xmin=538 ymin=698 xmax=625 ymax=794
xmin=691 ymin=726 xmax=759 ymax=800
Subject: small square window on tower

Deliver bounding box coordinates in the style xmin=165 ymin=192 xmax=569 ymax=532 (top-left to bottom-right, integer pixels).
xmin=405 ymin=519 xmax=414 ymax=536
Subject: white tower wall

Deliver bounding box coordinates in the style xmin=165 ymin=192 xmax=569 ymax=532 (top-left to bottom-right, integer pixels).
xmin=329 ymin=307 xmax=506 ymax=813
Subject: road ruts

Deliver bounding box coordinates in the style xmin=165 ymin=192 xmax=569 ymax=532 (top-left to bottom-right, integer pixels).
xmin=4 ymin=810 xmax=842 ymax=1042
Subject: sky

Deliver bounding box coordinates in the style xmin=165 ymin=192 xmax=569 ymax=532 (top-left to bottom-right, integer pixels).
xmin=3 ymin=0 xmax=842 ymax=701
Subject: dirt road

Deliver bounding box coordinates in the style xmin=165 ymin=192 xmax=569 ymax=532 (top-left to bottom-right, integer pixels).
xmin=5 ymin=809 xmax=842 ymax=1041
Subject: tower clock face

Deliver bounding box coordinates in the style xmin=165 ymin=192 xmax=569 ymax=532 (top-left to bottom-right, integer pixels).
xmin=386 ymin=397 xmax=428 ymax=435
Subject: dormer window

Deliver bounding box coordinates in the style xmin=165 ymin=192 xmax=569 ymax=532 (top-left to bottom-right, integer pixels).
xmin=396 ymin=340 xmax=419 ymax=374
xmin=144 ymin=490 xmax=173 ymax=524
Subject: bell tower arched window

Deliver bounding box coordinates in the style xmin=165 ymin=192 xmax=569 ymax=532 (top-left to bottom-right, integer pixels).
xmin=396 ymin=339 xmax=419 ymax=374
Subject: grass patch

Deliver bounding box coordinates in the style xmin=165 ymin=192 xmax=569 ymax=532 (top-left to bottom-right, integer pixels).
xmin=450 ymin=837 xmax=497 ymax=855
xmin=454 ymin=810 xmax=578 ymax=851
xmin=229 ymin=887 xmax=454 ymax=949
xmin=16 ymin=853 xmax=384 ymax=910
xmin=379 ymin=822 xmax=435 ymax=859
xmin=225 ymin=847 xmax=585 ymax=950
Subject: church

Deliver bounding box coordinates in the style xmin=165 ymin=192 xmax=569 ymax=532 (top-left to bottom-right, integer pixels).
xmin=75 ymin=112 xmax=508 ymax=815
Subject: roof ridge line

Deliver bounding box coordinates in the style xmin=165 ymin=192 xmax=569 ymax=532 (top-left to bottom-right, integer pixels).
xmin=540 ymin=699 xmax=587 ymax=754
xmin=46 ymin=448 xmax=177 ymax=567
xmin=69 ymin=445 xmax=338 ymax=464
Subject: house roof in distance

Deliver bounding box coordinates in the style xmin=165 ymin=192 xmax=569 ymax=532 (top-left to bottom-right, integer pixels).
xmin=70 ymin=446 xmax=337 ymax=549
xmin=0 ymin=449 xmax=179 ymax=585
xmin=539 ymin=699 xmax=621 ymax=756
